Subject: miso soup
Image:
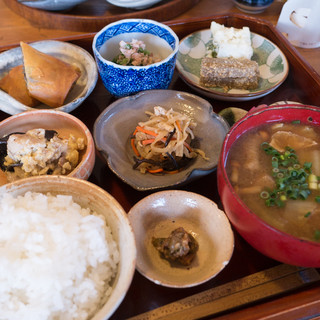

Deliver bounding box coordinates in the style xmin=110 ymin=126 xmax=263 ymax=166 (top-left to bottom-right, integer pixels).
xmin=226 ymin=121 xmax=320 ymax=242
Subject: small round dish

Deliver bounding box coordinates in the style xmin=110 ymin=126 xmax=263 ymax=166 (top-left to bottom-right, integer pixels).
xmin=0 ymin=109 xmax=95 ymax=186
xmin=176 ymin=29 xmax=289 ymax=102
xmin=93 ymin=89 xmax=229 ymax=191
xmin=92 ymin=19 xmax=179 ymax=98
xmin=106 ymin=0 xmax=163 ymax=10
xmin=233 ymin=0 xmax=274 ymax=14
xmin=18 ymin=0 xmax=88 ymax=11
xmin=0 ymin=40 xmax=98 ymax=115
xmin=128 ymin=190 xmax=234 ymax=288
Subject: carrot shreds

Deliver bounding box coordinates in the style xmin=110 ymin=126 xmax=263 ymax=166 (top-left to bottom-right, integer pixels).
xmin=147 ymin=168 xmax=164 ymax=174
xmin=165 ymin=169 xmax=180 ymax=174
xmin=136 ymin=126 xmax=157 ymax=137
xmin=142 ymin=139 xmax=155 ymax=145
xmin=184 ymin=142 xmax=193 ymax=152
xmin=142 ymin=138 xmax=168 ymax=145
xmin=175 ymin=120 xmax=182 ymax=132
xmin=131 ymin=138 xmax=140 ymax=157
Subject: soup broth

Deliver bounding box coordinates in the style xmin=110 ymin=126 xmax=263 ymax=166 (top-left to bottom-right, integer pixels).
xmin=226 ymin=121 xmax=320 ymax=242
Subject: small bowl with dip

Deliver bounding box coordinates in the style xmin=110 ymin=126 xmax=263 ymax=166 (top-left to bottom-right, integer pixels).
xmin=92 ymin=19 xmax=179 ymax=97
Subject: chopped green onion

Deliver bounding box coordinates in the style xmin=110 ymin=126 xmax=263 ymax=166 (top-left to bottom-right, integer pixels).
xmin=260 ymin=142 xmax=320 ymax=207
xmin=260 ymin=191 xmax=269 ymax=199
xmin=305 ymin=211 xmax=312 ymax=218
xmin=314 ymin=230 xmax=320 ymax=241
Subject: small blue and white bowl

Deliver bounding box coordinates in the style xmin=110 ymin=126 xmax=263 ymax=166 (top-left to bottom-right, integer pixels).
xmin=92 ymin=19 xmax=179 ymax=98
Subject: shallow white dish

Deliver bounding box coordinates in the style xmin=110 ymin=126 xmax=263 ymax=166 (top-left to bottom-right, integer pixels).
xmin=93 ymin=89 xmax=229 ymax=191
xmin=18 ymin=0 xmax=87 ymax=11
xmin=0 ymin=40 xmax=98 ymax=115
xmin=128 ymin=190 xmax=234 ymax=288
xmin=176 ymin=29 xmax=289 ymax=102
xmin=106 ymin=0 xmax=163 ymax=9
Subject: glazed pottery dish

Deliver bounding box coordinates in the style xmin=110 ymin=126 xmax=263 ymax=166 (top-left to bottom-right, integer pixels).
xmin=218 ymin=104 xmax=320 ymax=267
xmin=233 ymin=0 xmax=274 ymax=14
xmin=0 ymin=40 xmax=98 ymax=115
xmin=176 ymin=29 xmax=288 ymax=101
xmin=93 ymin=89 xmax=229 ymax=191
xmin=0 ymin=175 xmax=136 ymax=319
xmin=18 ymin=0 xmax=88 ymax=11
xmin=128 ymin=190 xmax=234 ymax=288
xmin=92 ymin=19 xmax=179 ymax=97
xmin=0 ymin=110 xmax=95 ymax=186
xmin=106 ymin=0 xmax=163 ymax=10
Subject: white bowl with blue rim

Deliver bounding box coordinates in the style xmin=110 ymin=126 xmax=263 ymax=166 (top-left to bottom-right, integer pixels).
xmin=92 ymin=19 xmax=179 ymax=98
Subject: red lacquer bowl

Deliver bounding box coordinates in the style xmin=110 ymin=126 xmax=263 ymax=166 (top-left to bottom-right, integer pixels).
xmin=217 ymin=104 xmax=320 ymax=267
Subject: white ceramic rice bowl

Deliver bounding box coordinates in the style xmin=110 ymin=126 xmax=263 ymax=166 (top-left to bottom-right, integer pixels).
xmin=1 ymin=175 xmax=136 ymax=320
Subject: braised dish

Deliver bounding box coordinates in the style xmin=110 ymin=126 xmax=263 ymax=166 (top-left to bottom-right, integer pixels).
xmin=93 ymin=89 xmax=229 ymax=191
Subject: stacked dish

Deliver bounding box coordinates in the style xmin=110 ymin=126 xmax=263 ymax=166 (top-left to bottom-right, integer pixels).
xmin=106 ymin=0 xmax=163 ymax=10
xmin=18 ymin=0 xmax=88 ymax=11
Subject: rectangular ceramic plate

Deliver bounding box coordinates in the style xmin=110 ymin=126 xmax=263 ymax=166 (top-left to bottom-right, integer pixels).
xmin=0 ymin=14 xmax=320 ymax=320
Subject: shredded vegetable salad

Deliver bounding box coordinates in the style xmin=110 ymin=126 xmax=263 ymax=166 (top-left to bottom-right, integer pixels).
xmin=131 ymin=106 xmax=208 ymax=174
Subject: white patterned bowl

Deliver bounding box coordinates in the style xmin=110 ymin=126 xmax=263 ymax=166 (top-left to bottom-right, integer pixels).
xmin=176 ymin=29 xmax=289 ymax=101
xmin=92 ymin=19 xmax=179 ymax=98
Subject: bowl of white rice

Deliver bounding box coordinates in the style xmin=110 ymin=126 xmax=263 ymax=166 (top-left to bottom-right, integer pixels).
xmin=0 ymin=175 xmax=136 ymax=320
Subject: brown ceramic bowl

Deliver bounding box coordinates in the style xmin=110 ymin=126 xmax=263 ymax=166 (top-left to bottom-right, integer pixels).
xmin=128 ymin=190 xmax=234 ymax=288
xmin=0 ymin=110 xmax=95 ymax=185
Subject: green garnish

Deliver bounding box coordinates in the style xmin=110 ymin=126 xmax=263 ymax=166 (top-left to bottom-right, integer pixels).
xmin=314 ymin=230 xmax=320 ymax=241
xmin=261 ymin=143 xmax=317 ymax=207
xmin=304 ymin=211 xmax=311 ymax=218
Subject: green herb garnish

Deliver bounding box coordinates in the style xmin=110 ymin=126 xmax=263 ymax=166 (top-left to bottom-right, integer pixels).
xmin=261 ymin=143 xmax=316 ymax=207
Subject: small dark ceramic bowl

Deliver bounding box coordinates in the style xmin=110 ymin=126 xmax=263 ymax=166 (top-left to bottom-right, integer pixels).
xmin=92 ymin=19 xmax=179 ymax=98
xmin=217 ymin=104 xmax=320 ymax=267
xmin=233 ymin=0 xmax=274 ymax=13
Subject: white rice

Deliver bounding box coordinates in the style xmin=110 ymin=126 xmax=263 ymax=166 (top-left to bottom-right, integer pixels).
xmin=0 ymin=191 xmax=120 ymax=320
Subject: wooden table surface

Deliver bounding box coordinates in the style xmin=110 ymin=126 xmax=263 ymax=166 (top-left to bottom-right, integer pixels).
xmin=0 ymin=0 xmax=319 ymax=76
xmin=1 ymin=1 xmax=320 ymax=319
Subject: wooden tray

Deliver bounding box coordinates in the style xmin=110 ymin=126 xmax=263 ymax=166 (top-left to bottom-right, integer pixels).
xmin=0 ymin=14 xmax=320 ymax=319
xmin=3 ymin=0 xmax=199 ymax=32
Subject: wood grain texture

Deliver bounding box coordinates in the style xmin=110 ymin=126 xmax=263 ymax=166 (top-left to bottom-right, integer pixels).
xmin=3 ymin=0 xmax=200 ymax=32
